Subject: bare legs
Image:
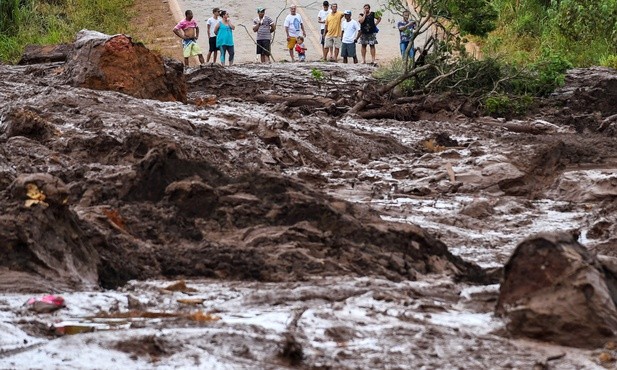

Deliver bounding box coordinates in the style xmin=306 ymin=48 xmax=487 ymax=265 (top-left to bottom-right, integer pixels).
xmin=361 ymin=45 xmax=376 ymax=64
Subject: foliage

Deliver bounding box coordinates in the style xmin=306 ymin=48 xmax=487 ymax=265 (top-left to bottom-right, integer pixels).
xmin=0 ymin=0 xmax=21 ymax=36
xmin=310 ymin=67 xmax=325 ymax=82
xmin=484 ymin=94 xmax=533 ymax=117
xmin=444 ymin=0 xmax=498 ymax=37
xmin=373 ymin=59 xmax=415 ymax=93
xmin=0 ymin=0 xmax=134 ymax=63
xmin=487 ymin=0 xmax=617 ymax=67
xmin=600 ymin=55 xmax=617 ymax=69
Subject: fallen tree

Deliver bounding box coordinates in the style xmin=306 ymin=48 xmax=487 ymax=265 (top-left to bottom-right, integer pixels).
xmin=349 ymin=0 xmax=497 ymax=115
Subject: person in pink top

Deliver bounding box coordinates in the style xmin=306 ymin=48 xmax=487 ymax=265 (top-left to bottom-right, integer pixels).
xmin=173 ymin=10 xmax=206 ymax=67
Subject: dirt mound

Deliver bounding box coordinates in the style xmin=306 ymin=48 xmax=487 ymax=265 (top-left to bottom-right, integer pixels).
xmin=545 ymin=67 xmax=617 ymax=134
xmin=0 ymin=174 xmax=99 ymax=291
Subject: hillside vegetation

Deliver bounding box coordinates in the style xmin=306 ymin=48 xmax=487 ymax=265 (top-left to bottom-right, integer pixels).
xmin=484 ymin=0 xmax=617 ymax=68
xmin=0 ymin=0 xmax=133 ymax=62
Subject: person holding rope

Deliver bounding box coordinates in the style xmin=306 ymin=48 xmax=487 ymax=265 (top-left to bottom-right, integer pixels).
xmin=252 ymin=7 xmax=275 ymax=63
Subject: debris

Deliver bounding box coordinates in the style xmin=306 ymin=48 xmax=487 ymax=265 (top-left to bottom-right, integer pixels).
xmin=176 ymin=298 xmax=206 ymax=305
xmin=127 ymin=294 xmax=145 ymax=310
xmin=444 ymin=162 xmax=456 ymax=182
xmin=24 ymin=183 xmax=48 ymax=208
xmin=26 ymin=295 xmax=65 ymax=313
xmin=187 ymin=311 xmax=220 ymax=322
xmin=162 ymin=280 xmax=197 ymax=293
xmin=54 ymin=324 xmax=96 ymax=336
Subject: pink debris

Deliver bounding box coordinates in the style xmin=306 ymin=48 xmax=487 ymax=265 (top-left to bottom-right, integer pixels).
xmin=26 ymin=295 xmax=66 ymax=313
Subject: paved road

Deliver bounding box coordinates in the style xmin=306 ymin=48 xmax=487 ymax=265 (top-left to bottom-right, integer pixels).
xmin=171 ymin=0 xmax=413 ymax=64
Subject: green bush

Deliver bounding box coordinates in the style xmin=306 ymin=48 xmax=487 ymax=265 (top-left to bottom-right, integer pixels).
xmin=484 ymin=94 xmax=533 ymax=117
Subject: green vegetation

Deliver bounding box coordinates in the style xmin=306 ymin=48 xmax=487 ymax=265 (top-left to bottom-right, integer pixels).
xmin=485 ymin=0 xmax=617 ymax=67
xmin=372 ymin=0 xmax=614 ymax=117
xmin=0 ymin=0 xmax=134 ymax=63
xmin=310 ymin=67 xmax=325 ymax=82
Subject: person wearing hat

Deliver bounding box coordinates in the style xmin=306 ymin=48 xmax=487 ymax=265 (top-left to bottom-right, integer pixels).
xmin=341 ymin=10 xmax=360 ymax=64
xmin=253 ymin=7 xmax=275 ymax=63
xmin=317 ymin=1 xmax=331 ymax=47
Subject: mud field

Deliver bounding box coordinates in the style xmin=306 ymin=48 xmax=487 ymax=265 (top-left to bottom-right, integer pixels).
xmin=1 ymin=36 xmax=617 ymax=368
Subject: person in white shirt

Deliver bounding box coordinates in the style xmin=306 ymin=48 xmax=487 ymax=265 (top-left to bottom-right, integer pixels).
xmin=206 ymin=8 xmax=221 ymax=63
xmin=340 ymin=10 xmax=360 ymax=63
xmin=284 ymin=5 xmax=306 ymax=61
xmin=317 ymin=1 xmax=331 ymax=47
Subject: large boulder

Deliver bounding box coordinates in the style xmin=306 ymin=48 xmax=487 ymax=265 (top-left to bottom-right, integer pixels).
xmin=496 ymin=233 xmax=617 ymax=348
xmin=63 ymin=30 xmax=186 ymax=102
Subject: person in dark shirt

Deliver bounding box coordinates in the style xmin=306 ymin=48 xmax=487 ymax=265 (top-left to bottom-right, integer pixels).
xmin=358 ymin=4 xmax=381 ymax=64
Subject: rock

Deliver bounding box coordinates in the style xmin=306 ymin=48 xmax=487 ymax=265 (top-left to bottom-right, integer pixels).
xmin=18 ymin=44 xmax=72 ymax=65
xmin=63 ymin=30 xmax=186 ymax=102
xmin=548 ymin=169 xmax=617 ymax=201
xmin=496 ymin=233 xmax=617 ymax=348
xmin=459 ymin=199 xmax=494 ymax=219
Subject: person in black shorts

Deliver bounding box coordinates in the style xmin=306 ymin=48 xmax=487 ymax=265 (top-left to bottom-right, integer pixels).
xmin=206 ymin=8 xmax=221 ymax=63
xmin=253 ymin=7 xmax=275 ymax=63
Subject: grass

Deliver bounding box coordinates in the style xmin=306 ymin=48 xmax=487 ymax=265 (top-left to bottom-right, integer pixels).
xmin=0 ymin=0 xmax=135 ymax=63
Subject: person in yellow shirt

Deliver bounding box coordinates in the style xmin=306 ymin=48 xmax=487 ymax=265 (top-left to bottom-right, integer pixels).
xmin=323 ymin=3 xmax=344 ymax=62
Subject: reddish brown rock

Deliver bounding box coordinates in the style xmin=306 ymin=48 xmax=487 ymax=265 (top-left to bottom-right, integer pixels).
xmin=63 ymin=30 xmax=186 ymax=102
xmin=497 ymin=233 xmax=617 ymax=348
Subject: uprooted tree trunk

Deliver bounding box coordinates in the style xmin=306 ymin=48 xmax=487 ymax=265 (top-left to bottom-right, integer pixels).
xmin=349 ymin=63 xmax=433 ymax=115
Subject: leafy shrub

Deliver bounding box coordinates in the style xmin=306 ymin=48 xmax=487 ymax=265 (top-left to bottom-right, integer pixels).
xmin=310 ymin=68 xmax=325 ymax=81
xmin=484 ymin=94 xmax=533 ymax=118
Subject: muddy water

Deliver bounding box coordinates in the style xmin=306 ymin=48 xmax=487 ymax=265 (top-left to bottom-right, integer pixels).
xmin=1 ymin=60 xmax=617 ymax=368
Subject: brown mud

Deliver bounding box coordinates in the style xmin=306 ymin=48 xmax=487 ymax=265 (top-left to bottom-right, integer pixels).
xmin=1 ymin=24 xmax=617 ymax=367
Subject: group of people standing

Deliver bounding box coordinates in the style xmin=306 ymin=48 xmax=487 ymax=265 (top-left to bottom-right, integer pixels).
xmin=173 ymin=4 xmax=415 ymax=67
xmin=317 ymin=2 xmax=381 ymax=64
xmin=173 ymin=8 xmax=236 ymax=66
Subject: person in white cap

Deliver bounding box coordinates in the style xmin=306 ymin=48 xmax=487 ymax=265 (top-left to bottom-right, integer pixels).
xmin=341 ymin=10 xmax=360 ymax=63
xmin=253 ymin=7 xmax=275 ymax=63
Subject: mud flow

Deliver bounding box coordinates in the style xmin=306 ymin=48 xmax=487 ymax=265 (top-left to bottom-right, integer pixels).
xmin=1 ymin=33 xmax=617 ymax=368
